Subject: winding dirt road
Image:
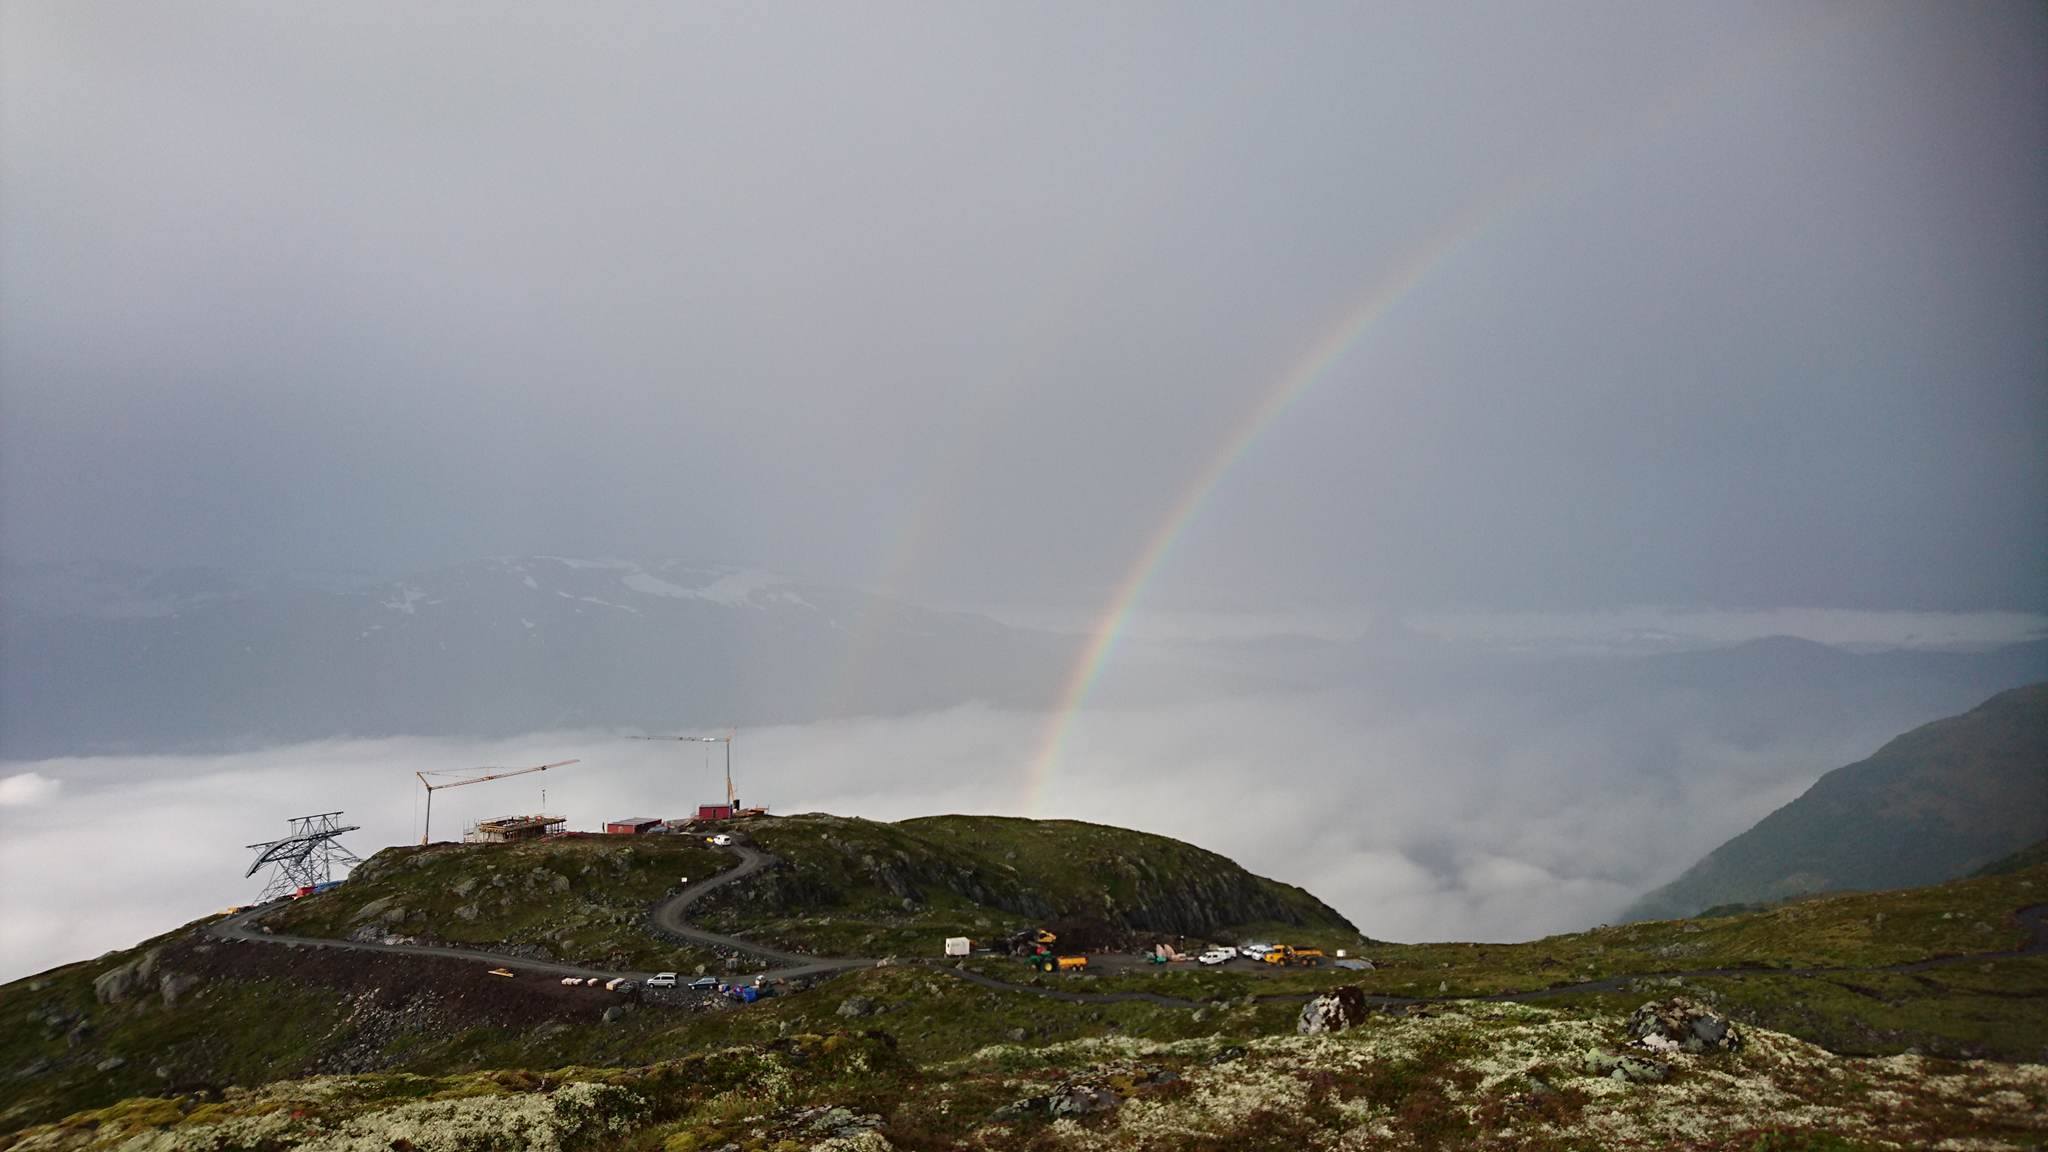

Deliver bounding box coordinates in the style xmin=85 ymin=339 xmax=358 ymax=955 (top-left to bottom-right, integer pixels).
xmin=207 ymin=843 xmax=2048 ymax=1013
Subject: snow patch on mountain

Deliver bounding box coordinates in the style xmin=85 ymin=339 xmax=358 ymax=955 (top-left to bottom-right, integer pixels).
xmin=622 ymin=567 xmax=800 ymax=607
xmin=382 ymin=586 xmax=427 ymax=614
xmin=554 ymin=590 xmax=639 ymax=613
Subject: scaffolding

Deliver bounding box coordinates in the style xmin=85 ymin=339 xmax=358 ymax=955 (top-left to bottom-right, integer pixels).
xmin=244 ymin=811 xmax=363 ymax=902
xmin=464 ymin=814 xmax=566 ymax=843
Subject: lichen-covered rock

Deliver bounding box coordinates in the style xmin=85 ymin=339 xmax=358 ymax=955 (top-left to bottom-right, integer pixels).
xmin=1626 ymin=997 xmax=1741 ymax=1054
xmin=836 ymin=996 xmax=878 ymax=1018
xmin=1581 ymin=1047 xmax=1670 ymax=1083
xmin=1297 ymin=986 xmax=1370 ymax=1035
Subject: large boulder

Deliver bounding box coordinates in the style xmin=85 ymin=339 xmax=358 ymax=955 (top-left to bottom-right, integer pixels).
xmin=1297 ymin=986 xmax=1371 ymax=1035
xmin=158 ymin=972 xmax=201 ymax=1009
xmin=91 ymin=949 xmax=161 ymax=1005
xmin=1626 ymin=998 xmax=1741 ymax=1055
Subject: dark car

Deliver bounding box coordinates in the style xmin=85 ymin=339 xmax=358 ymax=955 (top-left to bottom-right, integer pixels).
xmin=687 ymin=977 xmax=720 ymax=991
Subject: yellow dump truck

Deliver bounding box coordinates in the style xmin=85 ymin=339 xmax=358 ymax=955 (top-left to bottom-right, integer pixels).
xmin=1262 ymin=946 xmax=1325 ymax=967
xmin=1034 ymin=954 xmax=1089 ymax=973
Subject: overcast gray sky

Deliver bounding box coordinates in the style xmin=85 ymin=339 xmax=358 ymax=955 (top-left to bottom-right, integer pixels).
xmin=4 ymin=1 xmax=2043 ymax=612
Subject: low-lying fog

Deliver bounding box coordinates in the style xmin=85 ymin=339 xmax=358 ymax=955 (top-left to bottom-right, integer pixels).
xmin=0 ymin=666 xmax=1988 ymax=982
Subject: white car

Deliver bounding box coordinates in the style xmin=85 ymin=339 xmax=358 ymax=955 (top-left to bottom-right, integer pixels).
xmin=706 ymin=834 xmax=733 ymax=847
xmin=646 ymin=972 xmax=677 ymax=988
xmin=1240 ymin=943 xmax=1272 ymax=961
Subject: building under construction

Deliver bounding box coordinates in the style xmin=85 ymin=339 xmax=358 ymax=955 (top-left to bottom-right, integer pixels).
xmin=464 ymin=814 xmax=565 ymax=843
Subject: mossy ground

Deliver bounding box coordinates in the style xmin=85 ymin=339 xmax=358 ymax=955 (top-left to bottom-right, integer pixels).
xmin=7 ymin=1003 xmax=2043 ymax=1151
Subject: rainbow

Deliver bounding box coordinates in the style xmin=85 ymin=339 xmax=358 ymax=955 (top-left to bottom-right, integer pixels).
xmin=1020 ymin=192 xmax=1524 ymax=814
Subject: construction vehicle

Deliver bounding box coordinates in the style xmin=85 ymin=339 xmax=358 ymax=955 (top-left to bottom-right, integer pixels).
xmin=1261 ymin=945 xmax=1325 ymax=967
xmin=415 ymin=760 xmax=579 ymax=845
xmin=1034 ymin=954 xmax=1088 ymax=973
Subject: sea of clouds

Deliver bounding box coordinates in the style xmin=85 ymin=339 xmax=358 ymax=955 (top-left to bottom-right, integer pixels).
xmin=0 ymin=678 xmax=1928 ymax=983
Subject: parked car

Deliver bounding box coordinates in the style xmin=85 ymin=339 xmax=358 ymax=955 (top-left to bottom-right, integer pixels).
xmin=707 ymin=834 xmax=734 ymax=846
xmin=1198 ymin=948 xmax=1236 ymax=965
xmin=1240 ymin=943 xmax=1272 ymax=961
xmin=688 ymin=976 xmax=720 ymax=991
xmin=646 ymin=972 xmax=677 ymax=988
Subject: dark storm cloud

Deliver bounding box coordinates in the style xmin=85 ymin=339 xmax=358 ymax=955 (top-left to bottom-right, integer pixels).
xmin=3 ymin=1 xmax=2042 ymax=611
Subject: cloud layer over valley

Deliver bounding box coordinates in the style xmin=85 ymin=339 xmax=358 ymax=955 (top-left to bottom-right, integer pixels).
xmin=5 ymin=652 xmax=2035 ymax=982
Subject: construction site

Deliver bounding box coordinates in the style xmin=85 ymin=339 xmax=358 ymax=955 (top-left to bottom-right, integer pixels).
xmin=401 ymin=733 xmax=767 ymax=850
xmin=228 ymin=734 xmax=1364 ymax=1020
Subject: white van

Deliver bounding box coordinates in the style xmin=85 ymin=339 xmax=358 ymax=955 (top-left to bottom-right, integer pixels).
xmin=646 ymin=972 xmax=677 ymax=988
xmin=707 ymin=834 xmax=734 ymax=847
xmin=1240 ymin=943 xmax=1272 ymax=961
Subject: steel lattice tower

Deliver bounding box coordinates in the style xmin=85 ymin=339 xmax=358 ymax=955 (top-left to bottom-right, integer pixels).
xmin=245 ymin=811 xmax=363 ymax=901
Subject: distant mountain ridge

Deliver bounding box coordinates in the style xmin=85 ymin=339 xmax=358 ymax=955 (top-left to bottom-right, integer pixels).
xmin=0 ymin=556 xmax=1076 ymax=757
xmin=1626 ymin=683 xmax=2048 ymax=921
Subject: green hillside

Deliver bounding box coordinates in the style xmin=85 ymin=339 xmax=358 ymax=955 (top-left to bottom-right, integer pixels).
xmin=1628 ymin=682 xmax=2048 ymax=921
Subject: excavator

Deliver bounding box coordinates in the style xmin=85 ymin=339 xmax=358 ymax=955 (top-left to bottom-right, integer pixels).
xmin=1023 ymin=928 xmax=1085 ymax=972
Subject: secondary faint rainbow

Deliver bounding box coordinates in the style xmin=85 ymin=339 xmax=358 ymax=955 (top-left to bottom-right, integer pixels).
xmin=1021 ymin=192 xmax=1522 ymax=814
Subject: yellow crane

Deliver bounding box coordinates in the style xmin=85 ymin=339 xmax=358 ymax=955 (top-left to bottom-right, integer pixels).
xmin=631 ymin=730 xmax=737 ymax=811
xmin=416 ymin=760 xmax=579 ymax=845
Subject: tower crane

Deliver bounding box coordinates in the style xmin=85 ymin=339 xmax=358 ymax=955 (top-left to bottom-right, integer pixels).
xmin=631 ymin=730 xmax=736 ymax=810
xmin=415 ymin=759 xmax=579 ymax=845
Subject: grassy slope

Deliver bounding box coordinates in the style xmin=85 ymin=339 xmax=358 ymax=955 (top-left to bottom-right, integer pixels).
xmin=2 ymin=826 xmax=2042 ymax=1138
xmin=264 ymin=834 xmax=732 ymax=971
xmin=691 ymin=812 xmax=1359 ymax=958
xmin=1630 ymin=682 xmax=2048 ymax=920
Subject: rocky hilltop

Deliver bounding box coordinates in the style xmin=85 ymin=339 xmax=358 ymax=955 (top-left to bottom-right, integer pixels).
xmin=691 ymin=813 xmax=1358 ymax=955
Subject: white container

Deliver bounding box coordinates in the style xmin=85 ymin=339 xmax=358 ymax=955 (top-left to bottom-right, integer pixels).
xmin=945 ymin=936 xmax=972 ymax=957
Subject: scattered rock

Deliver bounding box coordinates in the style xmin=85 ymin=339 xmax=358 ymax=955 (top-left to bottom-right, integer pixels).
xmin=95 ymin=1056 xmax=125 ymax=1072
xmin=1049 ymin=1084 xmax=1120 ymax=1118
xmin=1210 ymin=1045 xmax=1247 ymax=1064
xmin=1297 ymin=987 xmax=1371 ymax=1035
xmin=837 ymin=996 xmax=878 ymax=1019
xmin=450 ymin=876 xmax=478 ymax=898
xmin=453 ymin=903 xmax=480 ymax=923
xmin=1005 ymin=1027 xmax=1028 ymax=1043
xmin=349 ymin=895 xmax=394 ymax=922
xmin=795 ymin=1105 xmax=884 ymax=1138
xmin=601 ymin=1005 xmax=626 ymax=1024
